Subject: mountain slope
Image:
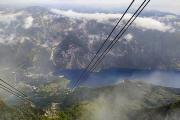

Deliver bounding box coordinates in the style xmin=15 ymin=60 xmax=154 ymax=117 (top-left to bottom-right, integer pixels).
xmin=134 ymin=101 xmax=180 ymax=120
xmin=1 ymin=81 xmax=180 ymax=120
xmin=0 ymin=6 xmax=180 ymax=71
xmin=0 ymin=98 xmax=43 ymax=120
xmin=63 ymin=80 xmax=180 ymax=106
xmin=51 ymin=81 xmax=180 ymax=120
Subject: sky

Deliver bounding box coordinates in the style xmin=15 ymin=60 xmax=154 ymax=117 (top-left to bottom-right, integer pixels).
xmin=0 ymin=0 xmax=179 ymax=14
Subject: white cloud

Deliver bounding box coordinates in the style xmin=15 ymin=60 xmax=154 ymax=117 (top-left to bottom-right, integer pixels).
xmin=134 ymin=17 xmax=174 ymax=32
xmin=51 ymin=9 xmax=122 ymax=21
xmin=124 ymin=34 xmax=133 ymax=42
xmin=24 ymin=16 xmax=34 ymax=29
xmin=51 ymin=9 xmax=174 ymax=32
xmin=0 ymin=12 xmax=23 ymax=24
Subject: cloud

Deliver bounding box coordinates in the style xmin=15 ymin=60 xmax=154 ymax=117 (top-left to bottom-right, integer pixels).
xmin=23 ymin=16 xmax=34 ymax=29
xmin=51 ymin=9 xmax=175 ymax=32
xmin=124 ymin=34 xmax=133 ymax=42
xmin=134 ymin=17 xmax=174 ymax=32
xmin=0 ymin=12 xmax=23 ymax=24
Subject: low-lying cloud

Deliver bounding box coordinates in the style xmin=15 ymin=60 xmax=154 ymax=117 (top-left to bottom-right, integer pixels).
xmin=51 ymin=9 xmax=175 ymax=32
xmin=23 ymin=16 xmax=34 ymax=29
xmin=79 ymin=79 xmax=180 ymax=120
xmin=0 ymin=12 xmax=23 ymax=24
xmin=135 ymin=17 xmax=174 ymax=32
xmin=124 ymin=33 xmax=133 ymax=42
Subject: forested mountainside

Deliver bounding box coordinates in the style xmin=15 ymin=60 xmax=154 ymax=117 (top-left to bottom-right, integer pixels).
xmin=1 ymin=81 xmax=180 ymax=120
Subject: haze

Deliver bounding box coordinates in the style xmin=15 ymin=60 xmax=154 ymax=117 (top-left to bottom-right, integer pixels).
xmin=0 ymin=0 xmax=179 ymax=14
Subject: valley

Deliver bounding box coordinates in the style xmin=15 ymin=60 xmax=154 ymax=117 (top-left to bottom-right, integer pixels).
xmin=0 ymin=4 xmax=180 ymax=120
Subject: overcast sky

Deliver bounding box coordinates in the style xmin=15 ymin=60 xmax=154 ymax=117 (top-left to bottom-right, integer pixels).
xmin=0 ymin=0 xmax=179 ymax=14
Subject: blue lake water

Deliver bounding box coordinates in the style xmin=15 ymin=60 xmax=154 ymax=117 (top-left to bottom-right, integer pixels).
xmin=54 ymin=68 xmax=180 ymax=88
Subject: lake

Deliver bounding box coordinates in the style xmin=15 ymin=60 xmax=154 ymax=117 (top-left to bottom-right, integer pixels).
xmin=54 ymin=68 xmax=180 ymax=88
